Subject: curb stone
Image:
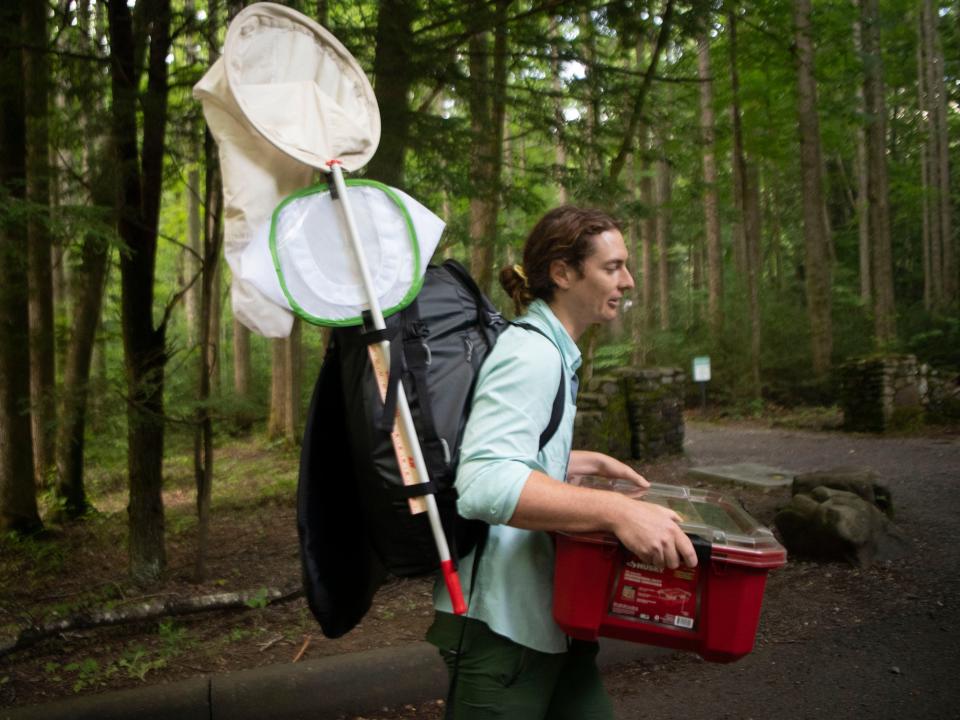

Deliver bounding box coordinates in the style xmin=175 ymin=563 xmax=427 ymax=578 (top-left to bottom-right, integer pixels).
xmin=2 ymin=639 xmax=667 ymax=720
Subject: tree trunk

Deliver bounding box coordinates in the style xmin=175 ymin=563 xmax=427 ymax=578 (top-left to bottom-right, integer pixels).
xmin=698 ymin=32 xmax=723 ymax=340
xmin=607 ymin=0 xmax=675 ymax=185
xmin=794 ymin=0 xmax=833 ymax=379
xmin=859 ymin=0 xmax=896 ymax=346
xmin=184 ymin=167 xmax=201 ymax=346
xmin=53 ymin=166 xmax=112 ymax=520
xmin=639 ymin=126 xmax=655 ymax=338
xmin=268 ymin=319 xmax=301 ymax=443
xmin=0 ymin=0 xmax=41 ymax=534
xmin=108 ymin=0 xmax=173 ymax=584
xmin=23 ymin=0 xmax=55 ymax=490
xmin=232 ymin=318 xmax=253 ymax=431
xmin=655 ymin=153 xmax=671 ymax=332
xmin=728 ymin=7 xmax=762 ymax=398
xmin=853 ymin=11 xmax=871 ymax=307
xmin=745 ymin=164 xmax=763 ymax=397
xmin=920 ymin=0 xmax=954 ymax=305
xmin=550 ymin=22 xmax=568 ymax=203
xmin=467 ymin=0 xmax=508 ymax=296
xmin=365 ymin=0 xmax=415 ymax=187
xmin=194 ymin=120 xmax=223 ymax=582
xmin=727 ymin=8 xmax=748 ymax=281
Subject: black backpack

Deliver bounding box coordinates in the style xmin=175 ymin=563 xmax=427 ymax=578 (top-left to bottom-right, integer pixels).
xmin=297 ymin=259 xmax=565 ymax=638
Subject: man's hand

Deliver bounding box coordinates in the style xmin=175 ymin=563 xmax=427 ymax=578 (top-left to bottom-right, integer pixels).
xmin=609 ymin=495 xmax=697 ymax=569
xmin=568 ymin=450 xmax=649 ymax=488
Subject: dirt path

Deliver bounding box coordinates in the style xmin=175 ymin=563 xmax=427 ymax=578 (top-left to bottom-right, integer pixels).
xmin=604 ymin=422 xmax=960 ymax=720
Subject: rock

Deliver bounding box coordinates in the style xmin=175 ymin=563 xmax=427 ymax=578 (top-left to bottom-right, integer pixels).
xmin=792 ymin=467 xmax=894 ymax=517
xmin=774 ymin=486 xmax=908 ymax=567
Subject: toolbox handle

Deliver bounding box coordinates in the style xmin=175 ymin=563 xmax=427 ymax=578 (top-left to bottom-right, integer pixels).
xmin=688 ymin=533 xmax=712 ymax=568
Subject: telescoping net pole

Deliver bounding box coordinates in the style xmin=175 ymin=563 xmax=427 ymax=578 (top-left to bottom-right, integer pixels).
xmin=325 ymin=161 xmax=467 ymax=615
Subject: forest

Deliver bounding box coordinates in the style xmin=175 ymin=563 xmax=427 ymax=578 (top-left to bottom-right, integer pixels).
xmin=0 ymin=0 xmax=957 ymax=589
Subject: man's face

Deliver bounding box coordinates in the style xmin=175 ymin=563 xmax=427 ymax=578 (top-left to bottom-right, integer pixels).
xmin=555 ymin=229 xmax=635 ymax=332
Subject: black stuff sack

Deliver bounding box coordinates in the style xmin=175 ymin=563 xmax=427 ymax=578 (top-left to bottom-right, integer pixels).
xmin=297 ymin=259 xmax=565 ymax=638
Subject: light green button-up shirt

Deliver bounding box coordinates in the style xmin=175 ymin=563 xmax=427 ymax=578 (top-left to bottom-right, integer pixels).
xmin=432 ymin=299 xmax=581 ymax=653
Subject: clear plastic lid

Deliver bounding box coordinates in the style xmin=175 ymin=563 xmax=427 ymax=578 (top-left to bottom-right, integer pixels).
xmin=566 ymin=477 xmax=786 ymax=568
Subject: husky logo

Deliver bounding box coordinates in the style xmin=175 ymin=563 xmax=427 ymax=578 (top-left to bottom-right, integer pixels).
xmin=625 ymin=559 xmax=662 ymax=573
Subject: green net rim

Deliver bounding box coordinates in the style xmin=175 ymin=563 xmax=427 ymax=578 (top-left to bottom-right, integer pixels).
xmin=268 ymin=179 xmax=423 ymax=327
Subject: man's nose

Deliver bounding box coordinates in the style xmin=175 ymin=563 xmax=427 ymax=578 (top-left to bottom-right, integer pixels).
xmin=620 ymin=268 xmax=635 ymax=289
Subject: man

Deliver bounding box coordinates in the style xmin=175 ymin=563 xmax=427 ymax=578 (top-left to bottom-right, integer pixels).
xmin=427 ymin=206 xmax=697 ymax=719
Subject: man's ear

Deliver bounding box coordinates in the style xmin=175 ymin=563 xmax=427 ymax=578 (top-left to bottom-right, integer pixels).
xmin=550 ymin=259 xmax=572 ymax=290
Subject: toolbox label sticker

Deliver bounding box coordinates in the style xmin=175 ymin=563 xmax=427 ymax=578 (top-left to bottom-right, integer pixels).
xmin=610 ymin=556 xmax=700 ymax=632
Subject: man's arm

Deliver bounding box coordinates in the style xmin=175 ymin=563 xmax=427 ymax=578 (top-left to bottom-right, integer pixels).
xmin=509 ymin=471 xmax=698 ymax=569
xmin=567 ymin=450 xmax=648 ymax=487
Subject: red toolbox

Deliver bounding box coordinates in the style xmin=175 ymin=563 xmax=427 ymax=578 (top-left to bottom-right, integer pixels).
xmin=553 ymin=479 xmax=786 ymax=662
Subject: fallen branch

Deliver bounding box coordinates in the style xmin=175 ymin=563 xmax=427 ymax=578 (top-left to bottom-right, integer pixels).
xmin=0 ymin=584 xmax=304 ymax=658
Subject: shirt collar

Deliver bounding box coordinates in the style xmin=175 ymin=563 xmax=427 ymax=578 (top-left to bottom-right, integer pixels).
xmin=519 ymin=299 xmax=582 ymax=374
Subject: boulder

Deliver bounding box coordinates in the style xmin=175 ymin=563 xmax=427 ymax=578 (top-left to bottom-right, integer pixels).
xmin=792 ymin=467 xmax=894 ymax=518
xmin=774 ymin=487 xmax=908 ymax=567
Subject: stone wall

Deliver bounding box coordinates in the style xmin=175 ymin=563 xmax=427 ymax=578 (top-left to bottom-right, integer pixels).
xmin=573 ymin=367 xmax=685 ymax=461
xmin=839 ymin=354 xmax=959 ymax=431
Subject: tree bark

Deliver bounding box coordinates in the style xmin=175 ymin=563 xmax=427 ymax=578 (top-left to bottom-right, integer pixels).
xmin=23 ymin=0 xmax=56 ymax=490
xmin=0 ymin=0 xmax=42 ymax=534
xmin=607 ymin=0 xmax=675 ymax=184
xmin=655 ymin=152 xmax=671 ymax=331
xmin=184 ymin=167 xmax=201 ymax=346
xmin=854 ymin=14 xmax=871 ymax=306
xmin=794 ymin=0 xmax=833 ymax=379
xmin=108 ymin=0 xmax=173 ymax=583
xmin=859 ymin=0 xmax=896 ymax=346
xmin=467 ymin=0 xmax=508 ymax=296
xmin=365 ymin=0 xmax=415 ymax=187
xmin=697 ymin=32 xmax=723 ymax=339
xmin=727 ymin=8 xmax=748 ymax=281
xmin=728 ymin=7 xmax=762 ymax=398
xmin=919 ymin=0 xmax=954 ymax=305
xmin=639 ymin=126 xmax=655 ymax=338
xmin=550 ymin=21 xmax=568 ymax=203
xmin=268 ymin=319 xmax=301 ymax=443
xmin=53 ymin=168 xmax=112 ymax=520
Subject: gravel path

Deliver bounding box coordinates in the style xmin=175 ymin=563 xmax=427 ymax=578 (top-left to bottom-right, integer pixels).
xmin=606 ymin=422 xmax=960 ymax=720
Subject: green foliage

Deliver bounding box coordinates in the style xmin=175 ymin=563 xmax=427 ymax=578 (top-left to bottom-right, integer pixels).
xmin=244 ymin=588 xmax=270 ymax=610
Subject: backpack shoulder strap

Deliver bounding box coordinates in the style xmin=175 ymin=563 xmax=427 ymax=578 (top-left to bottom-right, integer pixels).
xmin=512 ymin=321 xmax=566 ymax=450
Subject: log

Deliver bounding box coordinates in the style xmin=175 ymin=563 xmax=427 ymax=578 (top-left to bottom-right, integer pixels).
xmin=0 ymin=584 xmax=303 ymax=657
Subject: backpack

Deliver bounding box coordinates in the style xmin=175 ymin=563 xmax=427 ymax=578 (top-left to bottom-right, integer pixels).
xmin=297 ymin=259 xmax=565 ymax=638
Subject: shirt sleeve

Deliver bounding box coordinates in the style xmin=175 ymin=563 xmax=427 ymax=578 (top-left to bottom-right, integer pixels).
xmin=455 ymin=327 xmax=563 ymax=525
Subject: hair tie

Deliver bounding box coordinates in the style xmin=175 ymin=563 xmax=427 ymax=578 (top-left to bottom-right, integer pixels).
xmin=513 ymin=264 xmax=529 ymax=287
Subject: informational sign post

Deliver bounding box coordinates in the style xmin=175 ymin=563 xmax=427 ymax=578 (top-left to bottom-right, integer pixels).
xmin=692 ymin=356 xmax=711 ymax=411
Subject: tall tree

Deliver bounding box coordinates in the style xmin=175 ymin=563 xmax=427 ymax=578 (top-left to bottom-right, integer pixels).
xmin=639 ymin=125 xmax=655 ymax=338
xmin=0 ymin=0 xmax=41 ymax=534
xmin=107 ymin=0 xmax=174 ymax=583
xmin=859 ymin=0 xmax=895 ymax=347
xmin=54 ymin=171 xmax=112 ymax=520
xmin=697 ymin=31 xmax=723 ymax=339
xmin=793 ymin=0 xmax=833 ymax=378
xmin=365 ymin=0 xmax=416 ymax=187
xmin=655 ymin=149 xmax=672 ymax=331
xmin=853 ymin=14 xmax=871 ymax=306
xmin=268 ymin=320 xmax=302 ymax=443
xmin=918 ymin=0 xmax=954 ymax=307
xmin=727 ymin=6 xmax=761 ymax=397
xmin=467 ymin=0 xmax=509 ymax=295
xmin=23 ymin=0 xmax=55 ymax=489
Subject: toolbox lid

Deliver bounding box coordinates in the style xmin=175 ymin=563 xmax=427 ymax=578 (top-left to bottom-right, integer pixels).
xmin=565 ymin=478 xmax=787 ymax=569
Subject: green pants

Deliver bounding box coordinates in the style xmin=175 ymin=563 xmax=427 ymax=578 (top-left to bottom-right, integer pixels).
xmin=427 ymin=613 xmax=614 ymax=720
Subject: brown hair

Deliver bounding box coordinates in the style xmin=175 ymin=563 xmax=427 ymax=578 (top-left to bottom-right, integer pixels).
xmin=499 ymin=205 xmax=621 ymax=315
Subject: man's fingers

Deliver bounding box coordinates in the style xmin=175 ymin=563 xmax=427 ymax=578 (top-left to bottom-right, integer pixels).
xmin=662 ymin=541 xmax=680 ymax=570
xmin=677 ymin=531 xmax=698 ymax=568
